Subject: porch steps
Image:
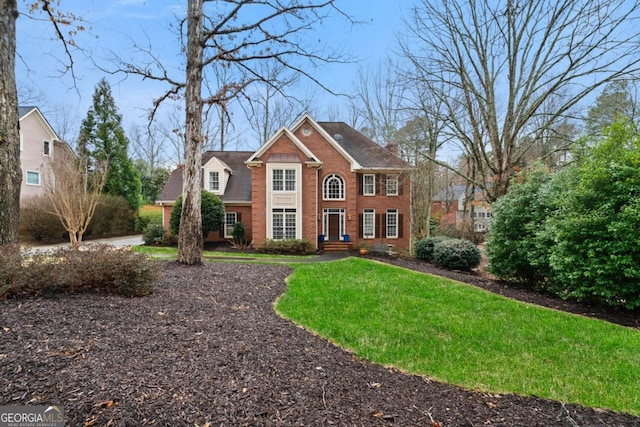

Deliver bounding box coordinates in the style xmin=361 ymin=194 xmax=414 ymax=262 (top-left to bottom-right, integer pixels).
xmin=321 ymin=241 xmax=352 ymax=252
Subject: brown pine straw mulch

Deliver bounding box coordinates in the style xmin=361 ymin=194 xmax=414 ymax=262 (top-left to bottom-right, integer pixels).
xmin=1 ymin=259 xmax=639 ymax=426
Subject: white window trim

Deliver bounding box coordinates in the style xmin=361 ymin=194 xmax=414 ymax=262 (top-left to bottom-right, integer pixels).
xmin=209 ymin=171 xmax=220 ymax=192
xmin=271 ymin=208 xmax=297 ymax=240
xmin=224 ymin=212 xmax=237 ymax=238
xmin=386 ymin=175 xmax=398 ymax=196
xmin=363 ymin=174 xmax=375 ymax=196
xmin=386 ymin=209 xmax=398 ymax=239
xmin=363 ymin=208 xmax=375 ymax=239
xmin=26 ymin=170 xmax=41 ymax=186
xmin=323 ymin=174 xmax=345 ymax=200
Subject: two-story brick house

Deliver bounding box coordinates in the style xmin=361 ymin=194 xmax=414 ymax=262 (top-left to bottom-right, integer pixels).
xmin=157 ymin=115 xmax=412 ymax=252
xmin=18 ymin=106 xmax=61 ymax=203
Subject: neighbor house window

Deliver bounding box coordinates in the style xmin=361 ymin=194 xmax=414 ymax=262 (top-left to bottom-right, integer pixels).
xmin=363 ymin=208 xmax=375 ymax=238
xmin=272 ymin=208 xmax=296 ymax=239
xmin=209 ymin=171 xmax=219 ymax=192
xmin=386 ymin=175 xmax=398 ymax=196
xmin=363 ymin=174 xmax=375 ymax=196
xmin=323 ymin=174 xmax=345 ymax=200
xmin=225 ymin=212 xmax=237 ymax=238
xmin=386 ymin=209 xmax=398 ymax=238
xmin=43 ymin=140 xmax=50 ymax=156
xmin=272 ymin=169 xmax=296 ymax=191
xmin=26 ymin=170 xmax=40 ymax=186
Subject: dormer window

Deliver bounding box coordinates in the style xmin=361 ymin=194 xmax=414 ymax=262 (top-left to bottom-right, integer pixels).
xmin=209 ymin=171 xmax=220 ymax=192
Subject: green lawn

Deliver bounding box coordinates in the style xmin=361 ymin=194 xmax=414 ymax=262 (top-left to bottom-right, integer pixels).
xmin=276 ymin=257 xmax=640 ymax=415
xmin=133 ymin=245 xmax=318 ymax=262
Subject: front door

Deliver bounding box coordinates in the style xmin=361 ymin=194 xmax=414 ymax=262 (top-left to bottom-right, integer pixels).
xmin=328 ymin=214 xmax=340 ymax=240
xmin=323 ymin=208 xmax=345 ymax=241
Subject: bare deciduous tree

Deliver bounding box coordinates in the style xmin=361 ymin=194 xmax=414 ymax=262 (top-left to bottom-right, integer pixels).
xmin=43 ymin=150 xmax=107 ymax=250
xmin=350 ymin=58 xmax=406 ymax=144
xmin=402 ymin=0 xmax=640 ymax=201
xmin=118 ymin=0 xmax=351 ymax=264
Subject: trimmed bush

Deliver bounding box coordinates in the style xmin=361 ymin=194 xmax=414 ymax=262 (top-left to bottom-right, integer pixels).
xmin=260 ymin=239 xmax=315 ymax=255
xmin=170 ymin=190 xmax=225 ymax=239
xmin=415 ymin=236 xmax=452 ymax=261
xmin=20 ymin=196 xmax=66 ymax=241
xmin=90 ymin=194 xmax=137 ymax=235
xmin=0 ymin=245 xmax=158 ymax=299
xmin=142 ymin=224 xmax=166 ymax=246
xmin=432 ymin=238 xmax=481 ymax=271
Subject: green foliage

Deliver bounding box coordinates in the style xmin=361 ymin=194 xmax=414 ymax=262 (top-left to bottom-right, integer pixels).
xmin=79 ymin=78 xmax=142 ymax=210
xmin=488 ymin=118 xmax=640 ymax=309
xmin=431 ymin=238 xmax=481 ymax=271
xmin=169 ymin=190 xmax=225 ymax=239
xmin=231 ymin=221 xmax=245 ymax=244
xmin=486 ymin=164 xmax=556 ymax=284
xmin=0 ymin=245 xmax=158 ymax=298
xmin=19 ymin=196 xmax=66 ymax=241
xmin=134 ymin=160 xmax=170 ymax=204
xmin=142 ymin=224 xmax=166 ymax=246
xmin=89 ymin=194 xmax=137 ymax=235
xmin=136 ymin=206 xmax=163 ymax=231
xmin=260 ymin=239 xmax=315 ymax=255
xmin=544 ymin=119 xmax=640 ymax=308
xmin=414 ymin=236 xmax=451 ymax=261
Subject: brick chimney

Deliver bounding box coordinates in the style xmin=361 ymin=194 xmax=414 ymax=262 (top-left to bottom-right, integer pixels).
xmin=384 ymin=142 xmax=398 ymax=156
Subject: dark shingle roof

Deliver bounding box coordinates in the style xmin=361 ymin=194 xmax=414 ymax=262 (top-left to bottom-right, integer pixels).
xmin=317 ymin=122 xmax=408 ymax=170
xmin=19 ymin=106 xmax=37 ymax=118
xmin=157 ymin=151 xmax=253 ymax=204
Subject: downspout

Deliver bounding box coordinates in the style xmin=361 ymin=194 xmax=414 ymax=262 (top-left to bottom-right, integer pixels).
xmin=315 ymin=166 xmax=319 ymax=249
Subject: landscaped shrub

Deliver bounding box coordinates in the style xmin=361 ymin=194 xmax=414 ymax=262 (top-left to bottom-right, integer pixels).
xmin=136 ymin=205 xmax=163 ymax=231
xmin=0 ymin=245 xmax=158 ymax=299
xmin=142 ymin=224 xmax=165 ymax=246
xmin=232 ymin=222 xmax=245 ymax=245
xmin=90 ymin=194 xmax=137 ymax=235
xmin=260 ymin=239 xmax=315 ymax=255
xmin=432 ymin=238 xmax=481 ymax=271
xmin=415 ymin=236 xmax=451 ymax=261
xmin=486 ymin=163 xmax=556 ymax=285
xmin=170 ymin=190 xmax=225 ymax=239
xmin=19 ymin=196 xmax=66 ymax=241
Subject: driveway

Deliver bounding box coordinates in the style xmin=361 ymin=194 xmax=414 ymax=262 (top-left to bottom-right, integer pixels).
xmin=22 ymin=234 xmax=144 ymax=254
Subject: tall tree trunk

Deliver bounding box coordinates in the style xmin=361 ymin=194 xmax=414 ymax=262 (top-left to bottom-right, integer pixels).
xmin=177 ymin=0 xmax=204 ymax=265
xmin=0 ymin=0 xmax=21 ymax=251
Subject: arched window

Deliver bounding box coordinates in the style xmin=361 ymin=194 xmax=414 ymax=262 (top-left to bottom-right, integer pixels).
xmin=323 ymin=174 xmax=345 ymax=200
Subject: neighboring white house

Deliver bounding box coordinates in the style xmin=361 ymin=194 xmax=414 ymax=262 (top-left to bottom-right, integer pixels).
xmin=18 ymin=106 xmax=61 ymax=203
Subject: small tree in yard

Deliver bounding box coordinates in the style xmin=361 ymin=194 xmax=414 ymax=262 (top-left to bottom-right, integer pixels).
xmin=43 ymin=153 xmax=107 ymax=250
xmin=170 ymin=190 xmax=224 ymax=243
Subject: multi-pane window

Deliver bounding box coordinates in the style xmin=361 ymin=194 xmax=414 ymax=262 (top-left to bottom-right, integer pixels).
xmin=363 ymin=208 xmax=375 ymax=238
xmin=363 ymin=174 xmax=375 ymax=195
xmin=225 ymin=212 xmax=237 ymax=238
xmin=26 ymin=170 xmax=40 ymax=186
xmin=43 ymin=140 xmax=50 ymax=156
xmin=272 ymin=208 xmax=296 ymax=239
xmin=386 ymin=209 xmax=398 ymax=238
xmin=209 ymin=171 xmax=219 ymax=192
xmin=273 ymin=169 xmax=296 ymax=191
xmin=323 ymin=174 xmax=344 ymax=199
xmin=386 ymin=175 xmax=398 ymax=196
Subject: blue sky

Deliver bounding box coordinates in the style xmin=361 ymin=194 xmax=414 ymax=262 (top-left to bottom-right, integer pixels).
xmin=16 ymin=0 xmax=409 ymax=149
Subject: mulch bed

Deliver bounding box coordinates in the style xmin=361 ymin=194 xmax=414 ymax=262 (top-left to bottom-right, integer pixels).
xmin=1 ymin=259 xmax=639 ymax=426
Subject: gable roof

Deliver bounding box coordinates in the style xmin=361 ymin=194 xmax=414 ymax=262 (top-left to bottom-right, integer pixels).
xmin=433 ymin=184 xmax=486 ymax=202
xmin=317 ymin=121 xmax=408 ymax=170
xmin=157 ymin=151 xmax=253 ymax=204
xmin=246 ymin=126 xmax=320 ymax=164
xmin=19 ymin=106 xmax=60 ymax=140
